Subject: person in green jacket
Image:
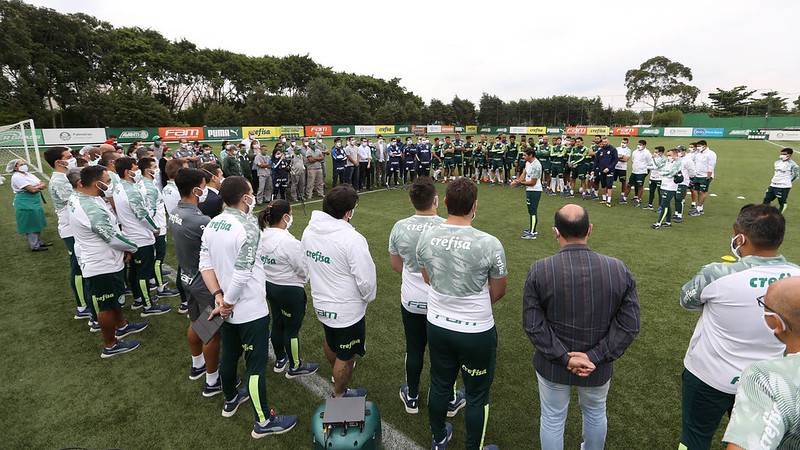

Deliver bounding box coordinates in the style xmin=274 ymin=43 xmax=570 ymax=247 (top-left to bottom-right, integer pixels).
xmin=536 ymin=136 xmax=552 ymax=193
xmin=566 ymin=137 xmax=589 ymax=198
xmin=221 ymin=145 xmax=243 ymax=178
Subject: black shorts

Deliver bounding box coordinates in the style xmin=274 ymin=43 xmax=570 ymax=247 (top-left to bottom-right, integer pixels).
xmin=323 ymin=317 xmax=366 ymax=361
xmin=184 ymin=272 xmax=215 ymax=322
xmin=691 ymin=177 xmax=711 ymax=192
xmin=613 ymin=169 xmax=627 ymax=182
xmin=87 ymin=269 xmax=126 ymax=313
xmin=629 ymin=173 xmax=647 ymax=187
xmin=600 ymin=172 xmax=614 ymax=189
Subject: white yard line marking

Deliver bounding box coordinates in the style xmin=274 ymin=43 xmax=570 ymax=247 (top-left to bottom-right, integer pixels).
xmin=765 ymin=140 xmax=784 ymax=148
xmin=161 ymin=263 xmax=423 ymax=450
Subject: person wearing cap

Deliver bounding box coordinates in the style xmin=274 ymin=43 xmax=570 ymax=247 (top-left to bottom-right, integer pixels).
xmin=8 ymin=158 xmax=49 ymax=251
xmin=150 ymin=136 xmax=164 ymax=160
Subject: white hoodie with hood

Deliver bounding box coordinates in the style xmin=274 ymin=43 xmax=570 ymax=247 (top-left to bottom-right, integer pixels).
xmin=301 ymin=210 xmax=377 ymax=328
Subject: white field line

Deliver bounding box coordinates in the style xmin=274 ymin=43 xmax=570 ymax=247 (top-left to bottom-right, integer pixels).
xmin=161 ymin=263 xmax=423 ymax=450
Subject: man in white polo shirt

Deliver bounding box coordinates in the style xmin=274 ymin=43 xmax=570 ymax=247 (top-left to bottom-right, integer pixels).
xmin=679 ymin=204 xmax=800 ymax=450
xmin=302 ymin=184 xmax=376 ymax=398
xmin=199 ymin=176 xmax=298 ymax=439
xmin=689 ymin=139 xmax=717 ymax=216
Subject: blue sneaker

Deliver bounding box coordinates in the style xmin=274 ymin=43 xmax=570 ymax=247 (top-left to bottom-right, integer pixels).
xmin=251 ymin=411 xmax=298 ymax=438
xmin=131 ymin=298 xmax=144 ymax=310
xmin=273 ymin=357 xmax=289 ymax=373
xmin=157 ymin=286 xmax=180 ymax=298
xmin=177 ymin=302 xmax=189 ymax=314
xmin=202 ymin=379 xmax=222 ymax=397
xmin=447 ymin=389 xmax=466 ymax=418
xmin=73 ymin=308 xmax=93 ymax=320
xmin=340 ymin=387 xmax=368 ymax=398
xmin=399 ymin=384 xmax=419 ymax=414
xmin=189 ymin=363 xmax=206 ymax=381
xmin=222 ymin=388 xmax=250 ymax=417
xmin=101 ymin=340 xmax=140 ymax=359
xmin=88 ymin=320 xmax=101 ymax=333
xmin=141 ymin=304 xmax=171 ymax=317
xmin=432 ymin=422 xmax=453 ymax=450
xmin=115 ymin=321 xmax=148 ymax=339
xmin=285 ymin=362 xmax=319 ymax=379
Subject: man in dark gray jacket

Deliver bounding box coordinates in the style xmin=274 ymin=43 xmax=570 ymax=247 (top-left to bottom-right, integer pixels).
xmin=170 ymin=167 xmax=221 ymax=397
xmin=523 ymin=204 xmax=640 ymax=450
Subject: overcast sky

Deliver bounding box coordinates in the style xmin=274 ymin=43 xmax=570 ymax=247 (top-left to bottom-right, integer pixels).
xmin=27 ymin=0 xmax=800 ymax=110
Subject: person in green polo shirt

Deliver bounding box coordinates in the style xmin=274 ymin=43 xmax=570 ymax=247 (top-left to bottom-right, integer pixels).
xmin=462 ymin=135 xmax=475 ymax=180
xmin=417 ymin=178 xmax=508 ymax=450
xmin=536 ymin=136 xmax=552 ymax=194
xmin=549 ymin=137 xmax=566 ymax=195
xmin=442 ymin=136 xmax=455 ymax=183
xmin=503 ymin=134 xmax=519 ymax=185
xmin=489 ymin=136 xmax=505 ymax=185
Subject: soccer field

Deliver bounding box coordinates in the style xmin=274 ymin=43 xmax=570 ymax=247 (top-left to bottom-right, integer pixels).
xmin=2 ymin=137 xmax=798 ymax=449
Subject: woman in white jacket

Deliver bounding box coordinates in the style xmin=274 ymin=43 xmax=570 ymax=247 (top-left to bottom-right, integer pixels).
xmin=258 ymin=199 xmax=320 ymax=379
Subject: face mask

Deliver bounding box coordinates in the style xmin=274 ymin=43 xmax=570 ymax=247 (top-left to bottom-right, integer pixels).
xmin=637 ymin=145 xmax=644 ymax=150
xmin=284 ymin=214 xmax=293 ymax=230
xmin=780 ymin=154 xmax=790 ymax=161
xmin=97 ymin=181 xmax=113 ymax=197
xmin=194 ymin=186 xmax=208 ymax=202
xmin=245 ymin=195 xmax=256 ymax=214
xmin=61 ymin=158 xmax=78 ymax=169
xmin=131 ymin=170 xmax=142 ymax=183
xmin=280 ymin=138 xmax=287 ymax=143
xmin=336 ymin=143 xmax=342 ymax=148
xmin=18 ymin=164 xmax=29 ymax=173
xmin=730 ymin=233 xmax=745 ymax=260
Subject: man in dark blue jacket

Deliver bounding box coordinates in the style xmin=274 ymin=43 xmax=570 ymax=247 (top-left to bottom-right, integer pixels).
xmin=417 ymin=136 xmax=433 ymax=177
xmin=594 ymin=137 xmax=618 ymax=207
xmin=330 ymin=138 xmax=347 ymax=187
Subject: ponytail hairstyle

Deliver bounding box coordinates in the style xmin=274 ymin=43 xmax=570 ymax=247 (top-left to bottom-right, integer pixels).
xmin=257 ymin=199 xmax=291 ymax=230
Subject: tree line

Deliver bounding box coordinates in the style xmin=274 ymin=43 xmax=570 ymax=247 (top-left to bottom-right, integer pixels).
xmin=1 ymin=1 xmax=797 ymax=129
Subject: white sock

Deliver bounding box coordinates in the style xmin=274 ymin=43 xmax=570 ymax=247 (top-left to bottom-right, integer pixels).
xmin=206 ymin=370 xmax=219 ymax=385
xmin=691 ymin=202 xmax=696 ymax=207
xmin=192 ymin=353 xmax=205 ymax=369
xmin=77 ymin=306 xmax=87 ymax=312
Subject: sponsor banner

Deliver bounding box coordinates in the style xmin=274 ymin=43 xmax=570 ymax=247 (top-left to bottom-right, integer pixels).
xmin=454 ymin=126 xmax=465 ymax=133
xmin=204 ymin=127 xmax=242 ymax=140
xmin=43 ymin=128 xmax=106 ymax=145
xmin=304 ymin=125 xmax=332 ymax=137
xmin=726 ymin=129 xmax=751 ymax=136
xmin=241 ymin=126 xmax=282 ymax=139
xmin=375 ymin=125 xmax=395 ymax=135
xmin=768 ymin=130 xmax=800 ymax=141
xmin=441 ymin=125 xmax=455 ymax=134
xmin=158 ymin=127 xmax=204 ymax=141
xmin=612 ymin=127 xmax=639 ymax=136
xmin=280 ymin=126 xmax=304 ymax=137
xmin=355 ymin=125 xmax=376 ymax=135
xmin=639 ymin=128 xmax=662 ymax=136
xmin=663 ymin=127 xmax=693 ymax=137
xmin=479 ymin=126 xmax=492 ymax=133
xmin=0 ymin=128 xmax=44 ymax=147
xmin=412 ymin=125 xmax=427 ymax=134
xmin=586 ymin=126 xmax=610 ymax=135
xmin=692 ymin=127 xmax=724 ymax=137
xmin=466 ymin=125 xmax=478 ymax=134
xmin=509 ymin=126 xmax=527 ymax=134
xmin=527 ymin=127 xmax=547 ymax=135
xmin=492 ymin=127 xmax=508 ymax=134
xmin=547 ymin=127 xmax=563 ymax=134
xmin=106 ymin=127 xmax=159 ymax=143
xmin=426 ymin=125 xmax=442 ymax=134
xmin=395 ymin=125 xmax=411 ymax=134
xmin=747 ymin=132 xmax=769 ymax=140
xmin=565 ymin=126 xmax=586 ymax=135
xmin=332 ymin=125 xmax=355 ymax=136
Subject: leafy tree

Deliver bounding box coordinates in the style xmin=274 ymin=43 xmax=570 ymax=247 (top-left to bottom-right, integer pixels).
xmin=651 ymin=109 xmax=684 ymax=127
xmin=624 ymin=56 xmax=700 ymax=122
xmin=749 ymin=91 xmax=788 ymax=116
xmin=708 ymin=86 xmax=755 ymax=116
xmin=203 ymin=102 xmax=242 ymax=126
xmin=450 ymin=96 xmax=476 ymax=125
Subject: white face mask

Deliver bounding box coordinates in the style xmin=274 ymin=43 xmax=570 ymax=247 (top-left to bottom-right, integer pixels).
xmin=194 ymin=186 xmax=208 ymax=203
xmin=730 ymin=233 xmax=745 ymax=260
xmin=780 ymin=154 xmax=790 ymax=161
xmin=97 ymin=181 xmax=113 ymax=197
xmin=131 ymin=170 xmax=142 ymax=183
xmin=59 ymin=157 xmax=77 ymax=169
xmin=284 ymin=214 xmax=293 ymax=230
xmin=18 ymin=164 xmax=29 ymax=173
xmin=637 ymin=145 xmax=644 ymax=150
xmin=245 ymin=195 xmax=256 ymax=214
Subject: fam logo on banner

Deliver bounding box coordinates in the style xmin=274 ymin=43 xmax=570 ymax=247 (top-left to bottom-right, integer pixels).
xmin=305 ymin=125 xmax=332 ymax=137
xmin=43 ymin=128 xmax=107 ymax=145
xmin=205 ymin=127 xmax=241 ymax=140
xmin=663 ymin=127 xmax=693 ymax=137
xmin=466 ymin=125 xmax=478 ymax=134
xmin=158 ymin=127 xmax=204 ymax=141
xmin=612 ymin=127 xmax=639 ymax=136
xmin=692 ymin=128 xmax=724 ymax=137
xmin=241 ymin=126 xmax=281 ymax=139
xmin=355 ymin=125 xmax=376 ymax=135
xmin=375 ymin=125 xmax=395 ymax=135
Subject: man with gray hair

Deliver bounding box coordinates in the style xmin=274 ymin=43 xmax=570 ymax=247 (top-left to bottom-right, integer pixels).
xmin=523 ymin=204 xmax=640 ymax=450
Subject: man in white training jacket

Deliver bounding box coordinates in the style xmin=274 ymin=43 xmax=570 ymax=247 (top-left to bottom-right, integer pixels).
xmin=302 ymin=184 xmax=377 ymax=398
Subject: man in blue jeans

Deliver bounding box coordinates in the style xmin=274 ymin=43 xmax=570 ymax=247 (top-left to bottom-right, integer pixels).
xmin=523 ymin=204 xmax=640 ymax=449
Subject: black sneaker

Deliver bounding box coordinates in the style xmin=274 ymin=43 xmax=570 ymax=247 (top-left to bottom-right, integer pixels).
xmin=189 ymin=363 xmax=206 ymax=381
xmin=115 ymin=321 xmax=148 ymax=339
xmin=157 ymin=287 xmax=180 ymax=298
xmin=399 ymin=384 xmax=419 ymax=414
xmin=221 ymin=388 xmax=250 ymax=417
xmin=202 ymin=379 xmax=222 ymax=397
